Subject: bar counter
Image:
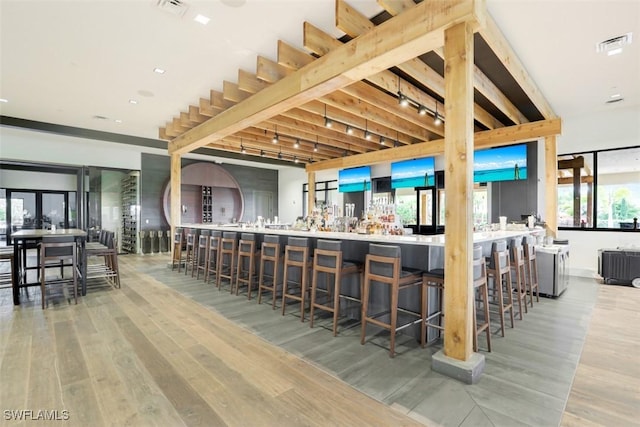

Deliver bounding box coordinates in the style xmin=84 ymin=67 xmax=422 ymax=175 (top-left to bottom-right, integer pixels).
xmin=181 ymin=223 xmax=542 ymax=342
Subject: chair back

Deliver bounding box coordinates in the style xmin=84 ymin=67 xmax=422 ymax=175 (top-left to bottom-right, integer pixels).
xmin=488 ymin=240 xmax=509 ymax=271
xmin=41 ymin=235 xmax=77 ymax=261
xmin=523 ymin=236 xmax=536 ymax=260
xmin=286 ymin=237 xmax=309 ymax=262
xmin=367 ymin=244 xmax=401 ymax=279
xmin=315 ymin=239 xmax=341 ymax=269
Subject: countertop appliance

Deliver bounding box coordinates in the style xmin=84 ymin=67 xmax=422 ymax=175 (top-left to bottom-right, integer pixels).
xmin=536 ymin=243 xmax=570 ymax=297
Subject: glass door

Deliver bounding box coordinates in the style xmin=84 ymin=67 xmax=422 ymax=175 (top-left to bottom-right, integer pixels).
xmin=7 ymin=191 xmax=70 ymax=241
xmin=416 ymin=187 xmax=436 ymax=235
xmin=42 ymin=192 xmax=67 ymax=229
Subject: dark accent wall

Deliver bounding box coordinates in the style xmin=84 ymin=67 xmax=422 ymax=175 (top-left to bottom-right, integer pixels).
xmin=140 ymin=153 xmax=278 ymax=230
xmin=490 ymin=141 xmax=539 ymax=223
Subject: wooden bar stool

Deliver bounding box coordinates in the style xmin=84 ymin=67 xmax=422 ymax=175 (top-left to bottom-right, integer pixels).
xmin=217 ymin=232 xmax=237 ymax=292
xmin=486 ymin=240 xmax=515 ymax=337
xmin=281 ymin=237 xmax=311 ymax=321
xmin=360 ymin=244 xmax=426 ymax=358
xmin=509 ymin=237 xmax=528 ymax=319
xmin=39 ymin=235 xmax=79 ymax=309
xmin=235 ymin=233 xmax=260 ymax=299
xmin=195 ymin=230 xmax=210 ymax=280
xmin=257 ymin=235 xmax=283 ymax=309
xmin=0 ymin=247 xmax=16 ymax=291
xmin=206 ymin=231 xmax=222 ymax=285
xmin=184 ymin=229 xmax=200 ymax=277
xmin=171 ymin=227 xmax=185 ymax=272
xmin=523 ymin=236 xmax=539 ymax=306
xmin=473 ymin=245 xmax=492 ymax=352
xmin=423 ymin=267 xmax=444 ymax=345
xmin=309 ymin=239 xmax=363 ymax=336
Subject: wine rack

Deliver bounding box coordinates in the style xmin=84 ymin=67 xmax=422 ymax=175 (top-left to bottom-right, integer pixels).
xmin=121 ymin=173 xmax=139 ymax=253
xmin=202 ymin=186 xmax=213 ymax=223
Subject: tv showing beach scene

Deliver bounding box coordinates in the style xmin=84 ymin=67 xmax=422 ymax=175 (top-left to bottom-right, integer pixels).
xmin=338 ymin=166 xmax=371 ymax=192
xmin=474 ymin=144 xmax=527 ymax=183
xmin=391 ymin=157 xmax=436 ymax=188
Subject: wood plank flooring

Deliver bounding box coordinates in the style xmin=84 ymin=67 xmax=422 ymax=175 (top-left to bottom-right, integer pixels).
xmin=1 ymin=252 xmax=637 ymax=426
xmin=561 ymin=282 xmax=640 ymax=426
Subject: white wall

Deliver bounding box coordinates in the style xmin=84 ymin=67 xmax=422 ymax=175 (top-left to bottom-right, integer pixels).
xmin=0 ymin=169 xmax=77 ymax=191
xmin=277 ymin=167 xmax=306 ymax=224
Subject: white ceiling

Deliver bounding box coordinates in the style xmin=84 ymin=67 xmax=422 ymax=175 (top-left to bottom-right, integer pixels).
xmin=1 ymin=0 xmax=638 ymax=156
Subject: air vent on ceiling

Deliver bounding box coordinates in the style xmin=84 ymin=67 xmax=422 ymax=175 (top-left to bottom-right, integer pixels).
xmin=92 ymin=115 xmax=108 ymax=120
xmin=605 ymin=98 xmax=624 ymax=104
xmin=596 ymin=32 xmax=633 ymax=53
xmin=156 ymin=0 xmax=189 ymax=17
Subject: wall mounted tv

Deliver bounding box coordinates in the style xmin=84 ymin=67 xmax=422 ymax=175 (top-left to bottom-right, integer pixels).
xmin=474 ymin=144 xmax=527 ymax=183
xmin=391 ymin=157 xmax=436 ymax=188
xmin=338 ymin=166 xmax=371 ymax=192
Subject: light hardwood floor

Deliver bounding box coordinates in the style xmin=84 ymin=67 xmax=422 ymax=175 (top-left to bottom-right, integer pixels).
xmin=1 ymin=253 xmax=638 ymax=426
xmin=561 ymin=283 xmax=640 ymax=426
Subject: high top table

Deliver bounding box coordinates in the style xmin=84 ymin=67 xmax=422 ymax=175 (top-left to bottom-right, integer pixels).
xmin=10 ymin=228 xmax=87 ymax=305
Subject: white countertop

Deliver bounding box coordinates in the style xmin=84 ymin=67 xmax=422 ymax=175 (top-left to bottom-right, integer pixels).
xmin=182 ymin=223 xmax=540 ymax=247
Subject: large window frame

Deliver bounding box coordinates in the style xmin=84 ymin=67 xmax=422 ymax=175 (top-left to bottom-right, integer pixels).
xmin=558 ymin=145 xmax=639 ymax=232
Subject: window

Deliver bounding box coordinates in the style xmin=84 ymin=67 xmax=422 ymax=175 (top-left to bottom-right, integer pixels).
xmin=558 ymin=146 xmax=639 ymax=230
xmin=596 ymin=147 xmax=640 ymax=229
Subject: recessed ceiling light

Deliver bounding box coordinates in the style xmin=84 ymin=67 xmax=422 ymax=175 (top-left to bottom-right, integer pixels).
xmin=0 ymin=98 xmax=7 ymax=103
xmin=129 ymin=99 xmax=138 ymax=105
xmin=153 ymin=68 xmax=165 ymax=74
xmin=114 ymin=119 xmax=122 ymax=123
xmin=610 ymin=93 xmax=621 ymax=99
xmin=194 ymin=14 xmax=210 ymax=25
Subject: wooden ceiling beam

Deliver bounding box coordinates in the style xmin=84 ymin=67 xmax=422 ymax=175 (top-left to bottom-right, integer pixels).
xmin=337 ymin=0 xmax=502 ymax=129
xmin=168 ymin=0 xmax=482 ymax=154
xmin=188 ymin=105 xmax=209 ymax=123
xmin=237 ymin=128 xmax=340 ymax=158
xmin=305 ymin=118 xmax=561 ymax=172
xmin=198 ymin=98 xmax=215 ymax=117
xmin=239 ymin=67 xmax=381 ymax=151
xmin=558 ymin=176 xmax=593 ymax=185
xmin=479 ymin=14 xmax=556 ymax=119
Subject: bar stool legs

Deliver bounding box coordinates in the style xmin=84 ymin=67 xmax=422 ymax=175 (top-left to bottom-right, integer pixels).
xmin=486 ymin=240 xmax=515 ymax=337
xmin=423 ymin=269 xmax=444 ymax=345
xmin=360 ymin=244 xmax=426 ymax=358
xmin=257 ymin=235 xmax=281 ymax=309
xmin=509 ymin=238 xmax=528 ymax=320
xmin=235 ymin=233 xmax=258 ymax=299
xmin=206 ymin=232 xmax=222 ymax=285
xmin=217 ymin=232 xmax=237 ymax=292
xmin=473 ymin=246 xmax=491 ymax=352
xmin=195 ymin=230 xmax=210 ymax=280
xmin=524 ymin=236 xmax=540 ymax=306
xmin=281 ymin=237 xmax=311 ymax=322
xmin=308 ymin=240 xmax=362 ymax=336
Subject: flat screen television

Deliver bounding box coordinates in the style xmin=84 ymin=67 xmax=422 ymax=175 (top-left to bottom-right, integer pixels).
xmin=474 ymin=144 xmax=527 ymax=183
xmin=338 ymin=166 xmax=371 ymax=192
xmin=391 ymin=157 xmax=436 ymax=188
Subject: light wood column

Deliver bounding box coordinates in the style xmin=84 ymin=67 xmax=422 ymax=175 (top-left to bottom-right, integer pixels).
xmin=307 ymin=172 xmax=316 ymax=215
xmin=545 ymin=136 xmax=558 ymax=237
xmin=443 ymin=21 xmax=475 ymax=362
xmin=170 ymin=153 xmax=182 ymax=255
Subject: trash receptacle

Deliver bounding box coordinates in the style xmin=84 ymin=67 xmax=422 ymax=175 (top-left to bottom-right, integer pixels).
xmin=160 ymin=230 xmax=169 ymax=253
xmin=140 ymin=231 xmax=151 ymax=254
xmin=151 ymin=230 xmax=159 ymax=253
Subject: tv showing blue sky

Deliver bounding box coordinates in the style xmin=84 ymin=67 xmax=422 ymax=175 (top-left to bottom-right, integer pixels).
xmin=474 ymin=144 xmax=527 ymax=183
xmin=391 ymin=157 xmax=435 ymax=188
xmin=339 ymin=166 xmax=371 ymax=192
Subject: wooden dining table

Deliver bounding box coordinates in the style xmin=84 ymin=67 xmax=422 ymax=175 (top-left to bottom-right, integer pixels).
xmin=10 ymin=228 xmax=87 ymax=305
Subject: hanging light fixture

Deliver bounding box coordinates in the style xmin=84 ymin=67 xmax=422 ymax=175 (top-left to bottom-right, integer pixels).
xmin=313 ymin=142 xmax=318 ymax=152
xmin=260 ymin=150 xmax=265 ymax=157
xmin=324 ymin=104 xmax=333 ymax=128
xmin=294 ymin=156 xmax=299 ymax=163
xmin=272 ymin=125 xmax=279 ymax=143
xmin=346 ymin=124 xmax=353 ymax=135
xmin=240 ymin=138 xmax=246 ymax=154
xmin=364 ymin=119 xmax=372 ymax=140
xmin=278 ymin=149 xmax=282 ymax=160
xmin=397 ymin=75 xmax=409 ymax=107
xmin=434 ymin=102 xmax=442 ymax=126
xmin=380 ymin=136 xmax=385 ymax=146
xmin=394 ymin=131 xmax=399 ymax=148
xmin=294 ymin=139 xmax=300 ymax=149
xmin=418 ymin=104 xmax=428 ymax=115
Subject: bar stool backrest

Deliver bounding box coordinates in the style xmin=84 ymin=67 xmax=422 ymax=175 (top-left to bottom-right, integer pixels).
xmin=174 ymin=227 xmax=184 ymax=244
xmin=41 ymin=235 xmax=76 ymax=259
xmin=316 ymin=239 xmax=341 ymax=268
xmin=473 ymin=245 xmax=484 ymax=281
xmin=211 ymin=230 xmax=222 ymax=239
xmin=286 ymin=237 xmax=309 ymax=262
xmin=221 ymin=232 xmax=237 ymax=250
xmin=262 ymin=235 xmax=280 ymax=257
xmin=198 ymin=230 xmax=210 ymax=246
xmin=488 ymin=240 xmax=509 ymax=270
xmin=509 ymin=237 xmax=524 ymax=261
xmin=368 ymin=244 xmax=400 ymax=278
xmin=523 ymin=236 xmax=536 ymax=258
